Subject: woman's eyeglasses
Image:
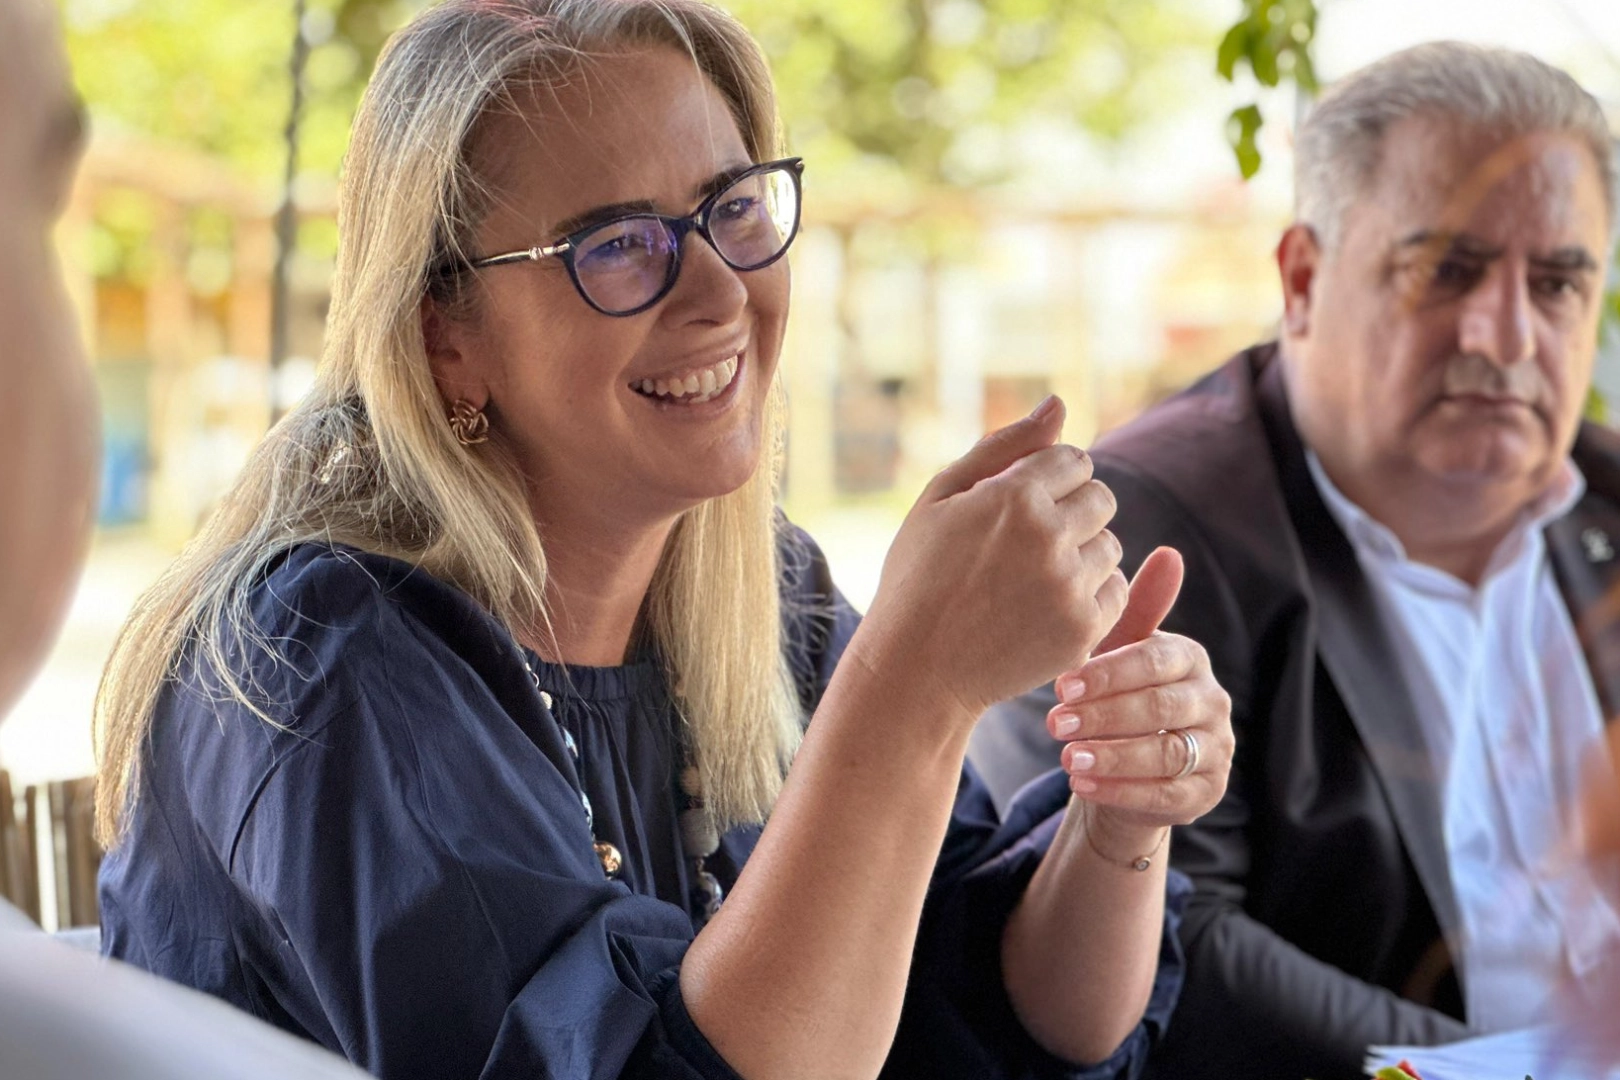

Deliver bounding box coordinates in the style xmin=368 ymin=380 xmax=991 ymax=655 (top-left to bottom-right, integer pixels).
xmin=467 ymin=157 xmax=804 ymax=317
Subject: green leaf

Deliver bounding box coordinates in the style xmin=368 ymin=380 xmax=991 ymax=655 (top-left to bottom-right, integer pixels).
xmin=1227 ymin=103 xmax=1264 ymax=179
xmin=1249 ymin=32 xmax=1280 ymax=86
xmin=1216 ymin=21 xmax=1248 ymax=81
xmin=1585 ymin=386 xmax=1609 ymax=426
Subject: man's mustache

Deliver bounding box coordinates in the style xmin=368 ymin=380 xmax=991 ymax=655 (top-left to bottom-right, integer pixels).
xmin=1441 ymin=352 xmax=1546 ymax=404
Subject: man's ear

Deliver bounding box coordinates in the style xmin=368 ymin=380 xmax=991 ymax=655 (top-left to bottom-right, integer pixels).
xmin=1276 ymin=223 xmax=1323 ymax=339
xmin=420 ymin=295 xmax=486 ymax=408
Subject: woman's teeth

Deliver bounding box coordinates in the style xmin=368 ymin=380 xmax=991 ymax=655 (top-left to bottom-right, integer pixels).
xmin=635 ymin=355 xmax=739 ymax=404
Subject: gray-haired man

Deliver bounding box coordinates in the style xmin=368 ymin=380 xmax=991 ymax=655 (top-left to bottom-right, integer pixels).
xmin=971 ymin=41 xmax=1620 ymax=1079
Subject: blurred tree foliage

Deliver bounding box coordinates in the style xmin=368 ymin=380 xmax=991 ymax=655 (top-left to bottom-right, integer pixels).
xmin=63 ymin=0 xmax=372 ymax=184
xmin=62 ymin=0 xmax=384 ymax=274
xmin=712 ymin=0 xmax=1209 ymax=395
xmin=726 ymin=0 xmax=1206 ymax=194
xmin=1213 ymin=0 xmax=1318 ymax=178
xmin=64 ymin=0 xmax=1207 ymax=217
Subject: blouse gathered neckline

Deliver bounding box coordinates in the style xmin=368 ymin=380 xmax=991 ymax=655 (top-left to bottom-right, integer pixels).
xmin=519 ymin=645 xmax=664 ymax=703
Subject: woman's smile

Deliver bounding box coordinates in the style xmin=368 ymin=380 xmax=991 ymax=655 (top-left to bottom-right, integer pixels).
xmin=631 ymin=351 xmax=743 ymax=408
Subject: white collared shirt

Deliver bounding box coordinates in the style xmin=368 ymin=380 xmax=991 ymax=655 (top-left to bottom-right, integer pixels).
xmin=1307 ymin=452 xmax=1620 ymax=1032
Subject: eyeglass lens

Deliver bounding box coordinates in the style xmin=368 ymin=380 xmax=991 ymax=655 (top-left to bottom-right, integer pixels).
xmin=572 ymin=165 xmax=798 ymax=313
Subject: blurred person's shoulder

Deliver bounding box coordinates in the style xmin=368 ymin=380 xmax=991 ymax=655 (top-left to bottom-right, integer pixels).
xmin=0 ymin=898 xmax=35 ymax=934
xmin=0 ymin=907 xmax=368 ymax=1080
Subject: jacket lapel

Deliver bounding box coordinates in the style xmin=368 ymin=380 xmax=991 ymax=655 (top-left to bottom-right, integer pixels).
xmin=1549 ymin=426 xmax=1620 ymax=728
xmin=1254 ymin=356 xmax=1464 ymax=947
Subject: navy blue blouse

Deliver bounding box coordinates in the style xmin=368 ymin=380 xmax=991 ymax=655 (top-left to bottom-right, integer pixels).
xmin=100 ymin=528 xmax=1185 ymax=1079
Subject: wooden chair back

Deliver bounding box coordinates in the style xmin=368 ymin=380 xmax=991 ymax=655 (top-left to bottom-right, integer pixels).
xmin=0 ymin=769 xmax=41 ymax=923
xmin=0 ymin=771 xmax=101 ymax=929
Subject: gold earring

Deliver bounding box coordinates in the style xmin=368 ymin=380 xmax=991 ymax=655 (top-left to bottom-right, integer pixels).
xmin=448 ymin=399 xmax=489 ymax=446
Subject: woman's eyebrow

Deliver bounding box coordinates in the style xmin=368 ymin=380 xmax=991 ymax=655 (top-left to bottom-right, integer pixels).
xmin=546 ymin=162 xmax=759 ymax=237
xmin=693 ymin=161 xmax=756 ymax=201
xmin=549 ymin=199 xmax=657 ymax=238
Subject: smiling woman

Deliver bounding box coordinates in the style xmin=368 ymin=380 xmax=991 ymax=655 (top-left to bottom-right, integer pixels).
xmin=90 ymin=2 xmax=1232 ymax=1078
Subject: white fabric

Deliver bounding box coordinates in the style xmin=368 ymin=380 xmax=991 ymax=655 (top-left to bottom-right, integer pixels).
xmin=0 ymin=899 xmax=366 ymax=1080
xmin=1369 ymin=1024 xmax=1620 ymax=1079
xmin=1308 ymin=454 xmax=1620 ymax=1032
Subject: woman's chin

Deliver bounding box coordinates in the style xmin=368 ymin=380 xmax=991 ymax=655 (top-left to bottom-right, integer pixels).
xmin=646 ymin=423 xmax=766 ymax=506
xmin=660 ymin=458 xmax=761 ymax=511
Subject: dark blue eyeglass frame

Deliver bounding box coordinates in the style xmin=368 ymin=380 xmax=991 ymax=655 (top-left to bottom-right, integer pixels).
xmin=467 ymin=157 xmax=805 ymax=317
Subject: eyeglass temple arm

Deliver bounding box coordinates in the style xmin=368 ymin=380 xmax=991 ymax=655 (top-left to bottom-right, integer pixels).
xmin=470 ymin=241 xmax=572 ymax=269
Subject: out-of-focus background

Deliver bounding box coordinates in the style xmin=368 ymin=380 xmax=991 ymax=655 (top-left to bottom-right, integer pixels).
xmin=7 ymin=0 xmax=1620 ymax=794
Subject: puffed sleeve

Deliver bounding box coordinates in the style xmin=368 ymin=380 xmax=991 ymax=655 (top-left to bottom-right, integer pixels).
xmin=200 ymin=548 xmax=744 ymax=1080
xmin=777 ymin=526 xmax=1188 ymax=1080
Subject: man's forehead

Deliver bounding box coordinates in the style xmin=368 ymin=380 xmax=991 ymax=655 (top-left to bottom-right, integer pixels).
xmin=1367 ymin=117 xmax=1608 ymax=245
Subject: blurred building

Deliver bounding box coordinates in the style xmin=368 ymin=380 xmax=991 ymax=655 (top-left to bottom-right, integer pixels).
xmin=58 ymin=130 xmax=331 ymax=548
xmin=779 ymin=150 xmax=1286 ymax=513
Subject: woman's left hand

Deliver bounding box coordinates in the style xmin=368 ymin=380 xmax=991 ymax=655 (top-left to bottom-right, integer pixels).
xmin=1045 ymin=549 xmax=1233 ymax=834
xmin=1002 ymin=547 xmax=1231 ymax=1062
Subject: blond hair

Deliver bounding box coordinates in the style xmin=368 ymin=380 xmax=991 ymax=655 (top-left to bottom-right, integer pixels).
xmin=95 ymin=0 xmax=802 ymax=845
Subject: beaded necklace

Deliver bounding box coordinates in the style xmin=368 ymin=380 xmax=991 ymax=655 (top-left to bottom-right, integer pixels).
xmin=309 ymin=445 xmax=726 ymax=917
xmin=517 ymin=647 xmax=725 ymax=927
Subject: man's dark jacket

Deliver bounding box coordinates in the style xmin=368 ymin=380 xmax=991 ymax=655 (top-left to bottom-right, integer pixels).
xmin=968 ymin=343 xmax=1620 ymax=1080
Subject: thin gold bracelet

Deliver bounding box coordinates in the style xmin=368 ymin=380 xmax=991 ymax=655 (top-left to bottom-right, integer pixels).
xmin=1083 ymin=817 xmax=1170 ymax=873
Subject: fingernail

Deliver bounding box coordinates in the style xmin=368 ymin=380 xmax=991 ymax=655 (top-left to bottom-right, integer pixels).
xmin=1053 ymin=713 xmax=1080 ymax=738
xmin=1030 ymin=394 xmax=1059 ymax=421
xmin=1057 ymin=677 xmax=1086 ymax=704
xmin=1070 ymin=776 xmax=1097 ymax=794
xmin=1068 ymin=748 xmax=1096 ymax=772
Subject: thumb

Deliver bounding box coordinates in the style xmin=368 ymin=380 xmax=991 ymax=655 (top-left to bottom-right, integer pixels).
xmin=923 ymin=395 xmax=1065 ymax=502
xmin=1094 ymin=546 xmax=1183 ymax=656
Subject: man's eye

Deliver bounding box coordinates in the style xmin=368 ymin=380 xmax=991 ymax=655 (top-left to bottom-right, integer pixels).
xmin=1431 ymin=259 xmax=1480 ymax=287
xmin=1532 ymin=275 xmax=1580 ymax=299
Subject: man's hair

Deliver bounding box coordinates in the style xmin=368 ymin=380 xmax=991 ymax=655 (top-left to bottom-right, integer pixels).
xmin=1295 ymin=41 xmax=1618 ymax=250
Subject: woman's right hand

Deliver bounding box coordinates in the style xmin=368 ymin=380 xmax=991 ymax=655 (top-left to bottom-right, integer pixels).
xmin=850 ymin=396 xmax=1126 ymax=727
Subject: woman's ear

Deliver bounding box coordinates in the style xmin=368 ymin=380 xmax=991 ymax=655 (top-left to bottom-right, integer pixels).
xmin=421 ymin=294 xmax=487 ymax=408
